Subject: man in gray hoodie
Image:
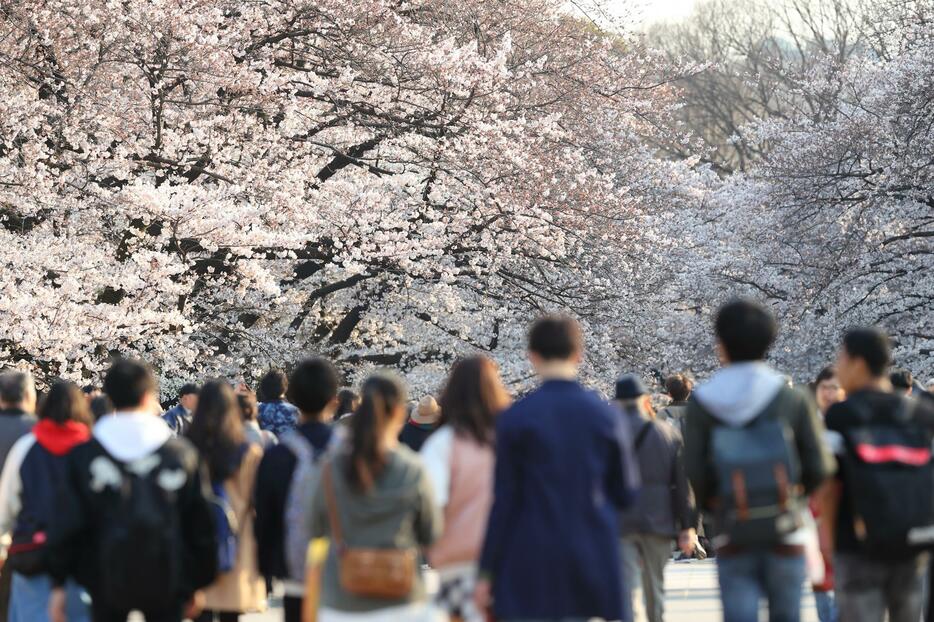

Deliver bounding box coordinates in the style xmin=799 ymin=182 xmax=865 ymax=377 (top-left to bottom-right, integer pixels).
xmin=684 ymin=300 xmax=835 ymax=622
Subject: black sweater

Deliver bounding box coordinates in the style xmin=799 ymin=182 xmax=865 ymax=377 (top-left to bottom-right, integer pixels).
xmin=46 ymin=437 xmax=217 ymax=605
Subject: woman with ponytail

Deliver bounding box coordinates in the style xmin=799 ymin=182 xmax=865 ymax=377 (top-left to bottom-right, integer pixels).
xmin=308 ymin=374 xmax=441 ymax=622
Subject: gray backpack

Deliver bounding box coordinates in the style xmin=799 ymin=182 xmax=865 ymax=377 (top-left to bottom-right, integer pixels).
xmin=281 ymin=430 xmax=328 ymax=582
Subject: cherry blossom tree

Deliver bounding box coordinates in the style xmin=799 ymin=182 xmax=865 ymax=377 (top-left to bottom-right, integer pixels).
xmin=0 ymin=0 xmax=694 ymax=393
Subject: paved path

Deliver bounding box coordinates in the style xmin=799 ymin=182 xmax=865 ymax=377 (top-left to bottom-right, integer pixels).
xmin=241 ymin=559 xmax=820 ymax=621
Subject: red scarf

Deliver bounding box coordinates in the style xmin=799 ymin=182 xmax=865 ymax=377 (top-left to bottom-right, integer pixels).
xmin=33 ymin=419 xmax=91 ymax=456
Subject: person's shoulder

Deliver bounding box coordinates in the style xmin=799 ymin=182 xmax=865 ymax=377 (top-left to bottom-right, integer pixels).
xmin=390 ymin=444 xmax=429 ymax=480
xmin=911 ymin=395 xmax=934 ymax=429
xmin=161 ymin=436 xmax=200 ymax=470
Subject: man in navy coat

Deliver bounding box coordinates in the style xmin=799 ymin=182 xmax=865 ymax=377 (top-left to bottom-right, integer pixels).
xmin=476 ymin=316 xmax=641 ymax=621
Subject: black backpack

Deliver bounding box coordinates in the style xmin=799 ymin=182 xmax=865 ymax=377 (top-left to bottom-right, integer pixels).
xmin=841 ymin=398 xmax=934 ymax=558
xmin=95 ymin=443 xmax=183 ymax=612
xmin=709 ymin=407 xmax=803 ymax=547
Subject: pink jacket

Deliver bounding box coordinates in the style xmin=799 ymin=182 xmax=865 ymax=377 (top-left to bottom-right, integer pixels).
xmin=421 ymin=426 xmax=494 ymax=569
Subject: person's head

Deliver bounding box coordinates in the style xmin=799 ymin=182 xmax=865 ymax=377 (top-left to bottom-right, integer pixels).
xmin=81 ymin=384 xmax=101 ymax=400
xmin=237 ymin=391 xmax=258 ymax=422
xmin=102 ymin=359 xmax=160 ymax=413
xmin=813 ymin=366 xmax=845 ymax=414
xmin=347 ymin=374 xmax=408 ymax=492
xmin=665 ymin=374 xmax=693 ymax=402
xmin=439 ymin=356 xmax=511 ymax=446
xmin=89 ymin=395 xmax=113 ymax=421
xmin=38 ymin=381 xmax=93 ymax=427
xmin=0 ymin=370 xmax=37 ymax=414
xmin=714 ymin=299 xmax=777 ymax=364
xmin=927 ymin=378 xmax=934 ymax=394
xmin=890 ymin=369 xmax=913 ymax=396
xmin=187 ymin=380 xmax=245 ymax=482
xmin=836 ymin=327 xmax=891 ymax=393
xmin=178 ymin=383 xmax=199 ymax=412
xmin=258 ymin=369 xmax=288 ymax=402
xmin=527 ymin=315 xmax=584 ymax=373
xmin=336 ymin=389 xmax=359 ymax=417
xmin=615 ymin=373 xmax=652 ymax=417
xmin=287 ymin=357 xmax=340 ymax=422
xmin=411 ymin=395 xmax=441 ymax=426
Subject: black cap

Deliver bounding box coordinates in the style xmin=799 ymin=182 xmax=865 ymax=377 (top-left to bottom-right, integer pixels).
xmin=615 ymin=374 xmax=647 ymax=400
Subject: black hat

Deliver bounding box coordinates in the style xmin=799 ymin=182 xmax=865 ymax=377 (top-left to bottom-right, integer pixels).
xmin=615 ymin=374 xmax=647 ymax=400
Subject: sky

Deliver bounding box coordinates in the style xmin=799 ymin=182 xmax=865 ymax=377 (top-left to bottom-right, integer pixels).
xmin=608 ymin=0 xmax=700 ymax=27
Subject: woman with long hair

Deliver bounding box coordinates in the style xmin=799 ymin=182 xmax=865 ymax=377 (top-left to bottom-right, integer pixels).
xmin=308 ymin=373 xmax=441 ymax=622
xmin=187 ymin=380 xmax=266 ymax=622
xmin=420 ymin=356 xmax=510 ymax=622
xmin=0 ymin=381 xmax=92 ymax=622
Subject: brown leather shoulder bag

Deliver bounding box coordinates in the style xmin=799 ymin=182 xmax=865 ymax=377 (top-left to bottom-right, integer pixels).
xmin=322 ymin=461 xmax=417 ymax=599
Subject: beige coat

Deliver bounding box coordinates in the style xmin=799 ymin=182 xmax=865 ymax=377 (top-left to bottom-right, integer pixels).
xmin=203 ymin=443 xmax=267 ymax=613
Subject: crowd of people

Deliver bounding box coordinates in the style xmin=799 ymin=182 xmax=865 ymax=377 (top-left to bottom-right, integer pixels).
xmin=0 ymin=298 xmax=933 ymax=622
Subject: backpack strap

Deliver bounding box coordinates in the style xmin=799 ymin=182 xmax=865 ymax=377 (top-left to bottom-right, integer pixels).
xmin=634 ymin=421 xmax=653 ymax=450
xmin=322 ymin=461 xmax=345 ymax=554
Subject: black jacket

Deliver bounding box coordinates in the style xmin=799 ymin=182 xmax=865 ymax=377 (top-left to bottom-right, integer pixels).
xmin=46 ymin=436 xmax=217 ymax=604
xmin=254 ymin=421 xmax=333 ymax=580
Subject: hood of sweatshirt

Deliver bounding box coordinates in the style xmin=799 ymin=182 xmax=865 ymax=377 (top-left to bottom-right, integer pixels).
xmin=694 ymin=362 xmax=786 ymax=426
xmin=34 ymin=419 xmax=91 ymax=456
xmin=94 ymin=412 xmax=172 ymax=462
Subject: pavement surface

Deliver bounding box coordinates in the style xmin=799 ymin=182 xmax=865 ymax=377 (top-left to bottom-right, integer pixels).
xmin=240 ymin=559 xmax=820 ymax=621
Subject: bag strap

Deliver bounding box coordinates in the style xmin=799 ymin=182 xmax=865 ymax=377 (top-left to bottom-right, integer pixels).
xmin=322 ymin=461 xmax=345 ymax=553
xmin=634 ymin=421 xmax=653 ymax=450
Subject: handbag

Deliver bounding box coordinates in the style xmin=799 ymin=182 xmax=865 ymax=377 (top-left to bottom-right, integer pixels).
xmin=322 ymin=461 xmax=417 ymax=599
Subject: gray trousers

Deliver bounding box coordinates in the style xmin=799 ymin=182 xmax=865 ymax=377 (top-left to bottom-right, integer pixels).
xmin=835 ymin=552 xmax=930 ymax=622
xmin=621 ymin=534 xmax=673 ymax=622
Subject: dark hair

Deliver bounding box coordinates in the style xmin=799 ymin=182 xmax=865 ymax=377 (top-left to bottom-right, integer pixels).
xmin=103 ymin=359 xmax=158 ymax=410
xmin=815 ymin=366 xmax=836 ymax=385
xmin=287 ymin=358 xmax=339 ymax=418
xmin=440 ymin=357 xmax=510 ymax=446
xmin=665 ymin=374 xmax=693 ymax=402
xmin=178 ymin=383 xmax=199 ymax=397
xmin=890 ymin=368 xmax=913 ymax=390
xmin=81 ymin=384 xmax=97 ymax=395
xmin=0 ymin=371 xmax=34 ymax=405
xmin=528 ymin=315 xmax=583 ymax=361
xmin=39 ymin=381 xmax=92 ymax=427
xmin=715 ymin=299 xmax=777 ymax=362
xmin=89 ymin=395 xmax=113 ymax=421
xmin=336 ymin=389 xmax=360 ymax=417
xmin=258 ymin=369 xmax=288 ymax=402
xmin=237 ymin=392 xmax=258 ymax=422
xmin=187 ymin=380 xmax=246 ymax=482
xmin=842 ymin=327 xmax=891 ymax=377
xmin=347 ymin=374 xmax=407 ymax=492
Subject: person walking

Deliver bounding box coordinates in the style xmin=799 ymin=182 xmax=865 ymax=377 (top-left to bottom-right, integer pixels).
xmin=46 ymin=359 xmax=217 ymax=622
xmin=254 ymin=358 xmax=341 ymax=622
xmin=257 ymin=370 xmax=300 ymax=437
xmin=161 ymin=383 xmax=199 ymax=437
xmin=420 ymin=356 xmax=511 ymax=622
xmin=399 ymin=396 xmax=441 ymax=452
xmin=810 ymin=366 xmax=845 ymax=622
xmin=475 ymin=316 xmax=641 ymax=622
xmin=187 ymin=381 xmax=266 ymax=622
xmin=615 ymin=374 xmax=696 ymax=622
xmin=0 ymin=371 xmax=36 ymax=622
xmin=238 ymin=391 xmax=277 ymax=449
xmin=658 ymin=374 xmax=693 ymax=434
xmin=819 ymin=328 xmax=934 ymax=622
xmin=684 ymin=299 xmax=835 ymax=622
xmin=308 ymin=373 xmax=441 ymax=622
xmin=0 ymin=381 xmax=92 ymax=622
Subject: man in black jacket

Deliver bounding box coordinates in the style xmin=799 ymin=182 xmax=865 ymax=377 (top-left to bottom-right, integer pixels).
xmin=47 ymin=360 xmax=217 ymax=622
xmin=254 ymin=358 xmax=340 ymax=622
